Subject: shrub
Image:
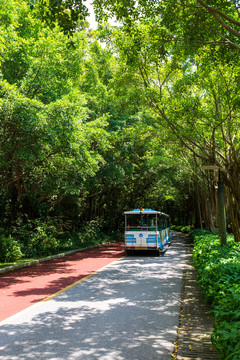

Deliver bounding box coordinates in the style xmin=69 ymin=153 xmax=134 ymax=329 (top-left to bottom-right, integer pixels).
xmin=79 ymin=219 xmax=102 ymax=244
xmin=0 ymin=232 xmax=22 ymax=262
xmin=28 ymin=223 xmax=59 ymax=256
xmin=180 ymin=225 xmax=192 ymax=233
xmin=12 ymin=218 xmax=60 ymax=257
xmin=192 ymin=230 xmax=240 ymax=360
xmin=171 ymin=225 xmax=192 ymax=233
xmin=212 ymin=321 xmax=240 ymax=360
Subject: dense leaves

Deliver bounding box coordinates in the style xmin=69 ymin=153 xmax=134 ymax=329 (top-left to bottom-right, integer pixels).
xmin=193 ymin=231 xmax=240 ymax=359
xmin=93 ymin=0 xmax=240 ymax=51
xmin=1 ymin=0 xmax=240 ymax=260
xmin=0 ymin=0 xmax=192 ymax=260
xmin=96 ymin=2 xmax=240 ymax=241
xmin=32 ymin=0 xmax=89 ymax=35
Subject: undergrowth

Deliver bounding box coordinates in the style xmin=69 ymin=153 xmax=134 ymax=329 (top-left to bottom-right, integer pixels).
xmin=192 ymin=230 xmax=240 ymax=360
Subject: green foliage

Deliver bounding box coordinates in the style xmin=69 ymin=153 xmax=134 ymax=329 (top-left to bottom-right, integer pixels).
xmin=0 ymin=2 xmax=112 ymax=226
xmin=192 ymin=231 xmax=240 ymax=360
xmin=0 ymin=214 xmax=122 ymax=265
xmin=32 ymin=0 xmax=89 ymax=35
xmin=3 ymin=0 xmax=239 ymax=263
xmin=0 ymin=230 xmax=22 ymax=262
xmin=26 ymin=221 xmax=60 ymax=256
xmin=12 ymin=218 xmax=59 ymax=257
xmin=212 ymin=321 xmax=240 ymax=360
xmin=79 ymin=219 xmax=102 ymax=243
xmin=93 ymin=0 xmax=240 ymax=53
xmin=170 ymin=225 xmax=192 ymax=233
xmin=0 ymin=0 xmax=197 ymax=236
xmin=11 ymin=216 xmax=112 ymax=259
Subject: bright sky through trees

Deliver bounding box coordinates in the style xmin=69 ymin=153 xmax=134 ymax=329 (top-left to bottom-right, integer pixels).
xmin=85 ymin=0 xmax=120 ymax=29
xmin=85 ymin=0 xmax=98 ymax=29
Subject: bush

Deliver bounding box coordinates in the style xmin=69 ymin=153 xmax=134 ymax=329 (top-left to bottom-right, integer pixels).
xmin=212 ymin=321 xmax=240 ymax=360
xmin=12 ymin=217 xmax=108 ymax=257
xmin=171 ymin=224 xmax=192 ymax=233
xmin=12 ymin=218 xmax=60 ymax=257
xmin=28 ymin=223 xmax=59 ymax=256
xmin=0 ymin=231 xmax=22 ymax=262
xmin=192 ymin=230 xmax=240 ymax=360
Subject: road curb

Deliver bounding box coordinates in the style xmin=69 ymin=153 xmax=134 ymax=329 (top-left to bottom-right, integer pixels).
xmin=173 ymin=232 xmax=219 ymax=360
xmin=0 ymin=242 xmax=115 ymax=275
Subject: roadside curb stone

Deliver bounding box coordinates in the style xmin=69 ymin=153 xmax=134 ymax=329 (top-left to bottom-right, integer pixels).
xmin=174 ymin=232 xmax=219 ymax=360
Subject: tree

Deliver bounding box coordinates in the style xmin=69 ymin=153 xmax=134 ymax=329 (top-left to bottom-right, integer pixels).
xmin=2 ymin=0 xmax=234 ymax=241
xmin=0 ymin=1 xmax=111 ymax=225
xmin=101 ymin=20 xmax=240 ymax=241
xmin=93 ymin=0 xmax=240 ymax=50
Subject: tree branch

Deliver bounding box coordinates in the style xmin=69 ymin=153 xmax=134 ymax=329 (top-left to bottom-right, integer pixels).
xmin=232 ymin=0 xmax=240 ymax=17
xmin=197 ymin=0 xmax=240 ymax=26
xmin=196 ymin=0 xmax=240 ymax=40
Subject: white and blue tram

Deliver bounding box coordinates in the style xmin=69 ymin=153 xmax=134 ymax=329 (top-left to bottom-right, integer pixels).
xmin=124 ymin=208 xmax=172 ymax=255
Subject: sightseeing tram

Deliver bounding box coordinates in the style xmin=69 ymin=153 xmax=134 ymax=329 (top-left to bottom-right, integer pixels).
xmin=124 ymin=208 xmax=172 ymax=255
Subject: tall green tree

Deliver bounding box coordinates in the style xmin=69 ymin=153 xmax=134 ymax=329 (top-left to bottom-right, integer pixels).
xmin=102 ymin=20 xmax=240 ymax=240
xmin=0 ymin=0 xmax=111 ymax=225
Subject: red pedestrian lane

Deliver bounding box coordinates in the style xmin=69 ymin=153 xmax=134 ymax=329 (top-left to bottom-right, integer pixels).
xmin=0 ymin=242 xmax=124 ymax=322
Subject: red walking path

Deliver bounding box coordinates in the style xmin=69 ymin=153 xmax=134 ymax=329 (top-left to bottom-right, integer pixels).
xmin=0 ymin=242 xmax=124 ymax=323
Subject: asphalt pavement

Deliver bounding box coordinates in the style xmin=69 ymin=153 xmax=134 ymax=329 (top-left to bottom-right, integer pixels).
xmin=0 ymin=234 xmax=185 ymax=360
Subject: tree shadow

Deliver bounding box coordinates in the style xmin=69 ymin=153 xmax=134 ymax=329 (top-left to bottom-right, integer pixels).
xmin=0 ymin=242 xmax=125 ymax=291
xmin=0 ymin=235 xmax=186 ymax=360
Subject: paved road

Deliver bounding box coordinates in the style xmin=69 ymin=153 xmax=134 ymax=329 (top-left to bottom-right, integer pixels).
xmin=0 ymin=234 xmax=185 ymax=360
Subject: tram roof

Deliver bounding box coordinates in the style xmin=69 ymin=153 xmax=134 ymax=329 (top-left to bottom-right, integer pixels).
xmin=124 ymin=209 xmax=169 ymax=216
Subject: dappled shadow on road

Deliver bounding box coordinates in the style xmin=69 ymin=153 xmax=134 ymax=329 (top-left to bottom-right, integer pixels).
xmin=0 ymin=234 xmax=185 ymax=360
xmin=0 ymin=242 xmax=125 ymax=322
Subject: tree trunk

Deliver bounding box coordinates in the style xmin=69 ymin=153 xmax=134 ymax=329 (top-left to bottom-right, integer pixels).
xmin=217 ymin=171 xmax=227 ymax=245
xmin=195 ymin=181 xmax=203 ymax=231
xmin=225 ymin=167 xmax=240 ymax=242
xmin=226 ymin=184 xmax=240 ymax=242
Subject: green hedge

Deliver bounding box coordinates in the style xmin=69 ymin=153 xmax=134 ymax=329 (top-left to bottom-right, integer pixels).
xmin=192 ymin=230 xmax=240 ymax=360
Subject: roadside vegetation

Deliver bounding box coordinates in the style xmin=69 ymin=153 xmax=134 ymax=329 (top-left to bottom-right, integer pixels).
xmin=174 ymin=227 xmax=240 ymax=360
xmin=170 ymin=225 xmax=192 ymax=234
xmin=192 ymin=230 xmax=240 ymax=360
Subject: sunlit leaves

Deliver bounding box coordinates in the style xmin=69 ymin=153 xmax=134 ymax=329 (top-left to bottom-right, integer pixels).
xmin=0 ymin=2 xmax=113 ymax=214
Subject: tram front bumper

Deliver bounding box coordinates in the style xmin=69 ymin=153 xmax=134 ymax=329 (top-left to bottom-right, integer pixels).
xmin=125 ymin=246 xmax=157 ymax=250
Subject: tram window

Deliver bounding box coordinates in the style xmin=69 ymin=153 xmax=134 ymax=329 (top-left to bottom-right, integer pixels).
xmin=126 ymin=214 xmax=158 ymax=231
xmin=159 ymin=215 xmax=165 ymax=230
xmin=166 ymin=217 xmax=170 ymax=228
xmin=158 ymin=215 xmax=169 ymax=230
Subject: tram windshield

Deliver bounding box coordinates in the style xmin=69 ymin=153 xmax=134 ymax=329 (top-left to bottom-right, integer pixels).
xmin=125 ymin=212 xmax=169 ymax=232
